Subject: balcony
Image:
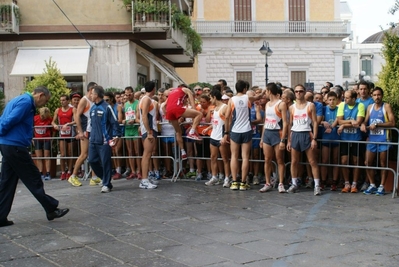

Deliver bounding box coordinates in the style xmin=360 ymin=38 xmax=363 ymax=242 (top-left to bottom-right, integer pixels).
xmin=129 ymin=0 xmax=200 ymax=64
xmin=192 ymin=20 xmax=350 ymax=37
xmin=0 ymin=2 xmax=19 ymax=34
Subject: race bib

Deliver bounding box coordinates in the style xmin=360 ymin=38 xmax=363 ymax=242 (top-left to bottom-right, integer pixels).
xmin=61 ymin=126 xmax=71 ymax=135
xmin=343 ymin=128 xmax=356 ymax=134
xmin=370 ymin=128 xmax=384 ymax=136
xmin=212 ymin=118 xmax=219 ymax=127
xmin=35 ymin=127 xmax=46 ymax=135
xmin=264 ymin=118 xmax=278 ymax=129
xmin=126 ymin=110 xmax=135 ymax=121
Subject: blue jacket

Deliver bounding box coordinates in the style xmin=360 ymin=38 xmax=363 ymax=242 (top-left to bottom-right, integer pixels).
xmin=0 ymin=93 xmax=36 ymax=147
xmin=89 ymin=100 xmax=122 ymax=144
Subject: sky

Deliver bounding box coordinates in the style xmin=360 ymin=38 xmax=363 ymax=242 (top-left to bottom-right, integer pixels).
xmin=346 ymin=0 xmax=396 ymax=43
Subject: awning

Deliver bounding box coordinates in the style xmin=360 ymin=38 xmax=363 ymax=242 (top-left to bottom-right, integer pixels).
xmin=139 ymin=52 xmax=185 ymax=85
xmin=10 ymin=47 xmax=91 ymax=76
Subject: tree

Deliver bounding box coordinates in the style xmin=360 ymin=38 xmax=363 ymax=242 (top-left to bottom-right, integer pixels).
xmin=24 ymin=58 xmax=70 ymax=115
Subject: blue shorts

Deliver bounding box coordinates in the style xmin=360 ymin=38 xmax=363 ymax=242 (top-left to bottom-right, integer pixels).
xmin=291 ymin=132 xmax=311 ymax=152
xmin=262 ymin=130 xmax=281 ymax=147
xmin=142 ymin=131 xmax=158 ymax=140
xmin=161 ymin=137 xmax=175 ymax=144
xmin=367 ymin=144 xmax=390 ymax=153
xmin=230 ymin=130 xmax=252 ymax=144
xmin=210 ymin=138 xmax=221 ymax=147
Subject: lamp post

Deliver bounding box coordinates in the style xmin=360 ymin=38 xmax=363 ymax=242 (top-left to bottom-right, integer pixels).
xmin=259 ymin=41 xmax=273 ymax=87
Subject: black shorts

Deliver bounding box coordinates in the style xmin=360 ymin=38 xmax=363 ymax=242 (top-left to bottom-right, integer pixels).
xmin=262 ymin=130 xmax=281 ymax=147
xmin=196 ymin=136 xmax=210 ymax=157
xmin=340 ymin=142 xmax=360 ymax=157
xmin=34 ymin=140 xmax=51 ymax=150
xmin=230 ymin=130 xmax=252 ymax=144
xmin=291 ymin=132 xmax=311 ymax=152
xmin=142 ymin=131 xmax=158 ymax=140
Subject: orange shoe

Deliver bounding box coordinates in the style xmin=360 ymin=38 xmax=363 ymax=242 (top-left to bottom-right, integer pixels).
xmin=341 ymin=183 xmax=350 ymax=193
xmin=351 ymin=185 xmax=358 ymax=193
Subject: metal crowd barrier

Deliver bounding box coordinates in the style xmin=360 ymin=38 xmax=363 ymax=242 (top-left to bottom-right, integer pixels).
xmin=10 ymin=124 xmax=399 ymax=198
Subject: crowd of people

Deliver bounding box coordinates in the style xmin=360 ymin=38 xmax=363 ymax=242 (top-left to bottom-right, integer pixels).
xmin=31 ymin=79 xmax=396 ymax=197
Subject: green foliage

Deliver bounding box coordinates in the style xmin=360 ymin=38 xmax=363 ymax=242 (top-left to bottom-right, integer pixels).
xmin=0 ymin=91 xmax=5 ymax=116
xmin=189 ymin=82 xmax=213 ymax=89
xmin=24 ymin=59 xmax=70 ymax=116
xmin=171 ymin=9 xmax=202 ymax=56
xmin=0 ymin=4 xmax=21 ymax=25
xmin=377 ymin=30 xmax=399 ymax=128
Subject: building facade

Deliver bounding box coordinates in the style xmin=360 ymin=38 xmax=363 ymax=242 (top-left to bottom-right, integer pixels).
xmin=0 ymin=0 xmax=193 ymax=100
xmin=177 ymin=0 xmax=350 ymax=91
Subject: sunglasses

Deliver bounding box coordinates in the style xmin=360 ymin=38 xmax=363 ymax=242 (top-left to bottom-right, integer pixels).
xmin=203 ymin=90 xmax=210 ymax=92
xmin=294 ymin=90 xmax=305 ymax=93
xmin=194 ymin=88 xmax=202 ymax=91
xmin=104 ymin=99 xmax=110 ymax=102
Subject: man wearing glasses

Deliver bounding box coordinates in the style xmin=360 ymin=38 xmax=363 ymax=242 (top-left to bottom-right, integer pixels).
xmin=287 ymin=84 xmax=320 ymax=195
xmin=0 ymin=86 xmax=69 ymax=226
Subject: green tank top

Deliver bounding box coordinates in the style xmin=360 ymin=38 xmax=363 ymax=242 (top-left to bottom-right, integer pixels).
xmin=124 ymin=100 xmax=139 ymax=136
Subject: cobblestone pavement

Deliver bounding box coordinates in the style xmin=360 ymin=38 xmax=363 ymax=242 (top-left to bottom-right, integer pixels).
xmin=1 ymin=178 xmax=399 ymax=267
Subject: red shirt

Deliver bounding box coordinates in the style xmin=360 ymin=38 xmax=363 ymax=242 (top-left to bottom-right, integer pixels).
xmin=166 ymin=87 xmax=187 ymax=110
xmin=57 ymin=106 xmax=74 ymax=137
xmin=34 ymin=115 xmax=53 ymax=138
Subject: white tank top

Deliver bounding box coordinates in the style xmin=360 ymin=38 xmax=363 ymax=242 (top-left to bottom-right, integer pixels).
xmin=210 ymin=104 xmax=226 ymax=141
xmin=231 ymin=95 xmax=251 ymax=133
xmin=139 ymin=96 xmax=157 ymax=135
xmin=291 ymin=102 xmax=312 ymax=132
xmin=264 ymin=100 xmax=282 ymax=130
xmin=159 ymin=102 xmax=175 ymax=136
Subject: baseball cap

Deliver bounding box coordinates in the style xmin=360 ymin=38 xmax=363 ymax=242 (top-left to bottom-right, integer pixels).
xmin=222 ymin=94 xmax=230 ymax=100
xmin=70 ymin=92 xmax=82 ymax=99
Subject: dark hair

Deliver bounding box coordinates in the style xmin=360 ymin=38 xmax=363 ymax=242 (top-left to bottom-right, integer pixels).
xmin=87 ymin=82 xmax=97 ymax=92
xmin=327 ymin=91 xmax=337 ymax=98
xmin=213 ymin=84 xmax=222 ymax=91
xmin=104 ymin=91 xmax=115 ymax=104
xmin=218 ymin=79 xmax=227 ymax=86
xmin=125 ymin=86 xmax=134 ymax=92
xmin=200 ymin=94 xmax=210 ymax=102
xmin=144 ymin=81 xmax=155 ymax=93
xmin=372 ymin=86 xmax=384 ymax=96
xmin=346 ymin=89 xmax=357 ymax=99
xmin=294 ymin=84 xmax=306 ymax=91
xmin=92 ymin=85 xmax=105 ymax=98
xmin=358 ymin=81 xmax=370 ymax=90
xmin=369 ymin=82 xmax=375 ymax=89
xmin=157 ymin=88 xmax=166 ymax=94
xmin=60 ymin=94 xmax=69 ymax=100
xmin=34 ymin=86 xmax=51 ymax=97
xmin=326 ymin=82 xmax=334 ymax=88
xmin=235 ymin=80 xmax=247 ymax=93
xmin=266 ymin=82 xmax=278 ymax=95
xmin=210 ymin=89 xmax=222 ymax=100
xmin=114 ymin=91 xmax=121 ymax=97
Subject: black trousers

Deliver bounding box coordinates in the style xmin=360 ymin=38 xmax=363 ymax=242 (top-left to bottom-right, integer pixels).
xmin=0 ymin=144 xmax=58 ymax=221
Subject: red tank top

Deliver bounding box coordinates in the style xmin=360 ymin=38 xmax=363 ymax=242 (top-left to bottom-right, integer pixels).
xmin=58 ymin=106 xmax=74 ymax=137
xmin=166 ymin=87 xmax=187 ymax=109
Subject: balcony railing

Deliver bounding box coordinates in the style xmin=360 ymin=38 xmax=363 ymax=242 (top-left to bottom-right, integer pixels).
xmin=132 ymin=0 xmax=171 ymax=31
xmin=0 ymin=2 xmax=19 ymax=34
xmin=192 ymin=20 xmax=350 ymax=35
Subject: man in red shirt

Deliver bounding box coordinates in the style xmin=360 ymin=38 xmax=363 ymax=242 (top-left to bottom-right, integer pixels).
xmin=165 ymin=85 xmax=202 ymax=159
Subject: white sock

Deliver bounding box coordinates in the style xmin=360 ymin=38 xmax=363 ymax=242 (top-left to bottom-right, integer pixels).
xmin=189 ymin=129 xmax=195 ymax=135
xmin=116 ymin=167 xmax=121 ymax=173
xmin=142 ymin=178 xmax=149 ymax=183
xmin=292 ymin=178 xmax=298 ymax=186
xmin=190 ymin=168 xmax=195 ymax=173
xmin=370 ymin=183 xmax=376 ymax=188
xmin=314 ymin=178 xmax=320 ymax=187
xmin=212 ymin=176 xmax=217 ymax=179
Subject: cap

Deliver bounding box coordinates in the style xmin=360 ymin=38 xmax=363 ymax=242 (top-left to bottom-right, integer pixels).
xmin=141 ymin=88 xmax=146 ymax=93
xmin=222 ymin=94 xmax=230 ymax=100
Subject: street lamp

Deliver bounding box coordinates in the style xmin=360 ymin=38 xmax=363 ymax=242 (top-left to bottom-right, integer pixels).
xmin=259 ymin=41 xmax=273 ymax=86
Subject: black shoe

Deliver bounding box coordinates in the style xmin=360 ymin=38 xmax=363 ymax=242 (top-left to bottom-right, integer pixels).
xmin=0 ymin=219 xmax=14 ymax=227
xmin=46 ymin=208 xmax=69 ymax=221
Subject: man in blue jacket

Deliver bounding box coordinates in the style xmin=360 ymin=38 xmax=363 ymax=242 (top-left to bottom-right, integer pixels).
xmin=88 ymin=85 xmax=122 ymax=193
xmin=0 ymin=86 xmax=69 ymax=227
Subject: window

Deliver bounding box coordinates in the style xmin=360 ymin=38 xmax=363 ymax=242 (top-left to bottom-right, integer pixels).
xmin=289 ymin=0 xmax=306 ymax=32
xmin=361 ymin=60 xmax=372 ymax=76
xmin=343 ymin=60 xmax=350 ymax=78
xmin=291 ymin=71 xmax=306 ymax=88
xmin=234 ymin=0 xmax=252 ymax=32
xmin=236 ymin=71 xmax=252 ymax=87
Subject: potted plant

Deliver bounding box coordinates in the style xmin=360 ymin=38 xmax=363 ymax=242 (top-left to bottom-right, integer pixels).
xmin=122 ymin=0 xmax=132 ymax=12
